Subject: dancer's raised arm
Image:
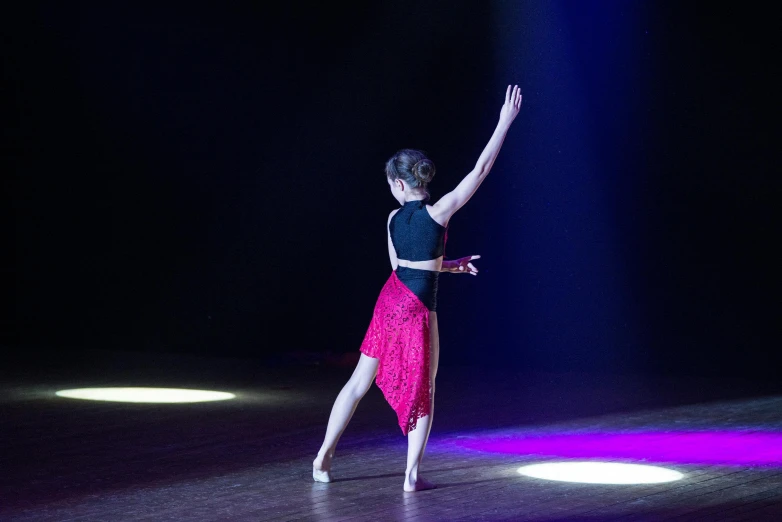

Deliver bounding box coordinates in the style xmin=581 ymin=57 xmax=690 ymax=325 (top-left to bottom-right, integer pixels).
xmin=431 ymin=85 xmax=522 ymax=223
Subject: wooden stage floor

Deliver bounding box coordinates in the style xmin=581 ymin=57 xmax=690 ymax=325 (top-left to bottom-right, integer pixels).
xmin=1 ymin=350 xmax=781 ymax=521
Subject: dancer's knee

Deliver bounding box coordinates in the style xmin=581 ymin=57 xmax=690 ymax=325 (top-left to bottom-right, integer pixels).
xmin=345 ymin=354 xmax=378 ymax=400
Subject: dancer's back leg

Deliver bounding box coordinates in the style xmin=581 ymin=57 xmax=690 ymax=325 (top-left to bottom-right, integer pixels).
xmin=313 ymin=353 xmax=379 ymax=482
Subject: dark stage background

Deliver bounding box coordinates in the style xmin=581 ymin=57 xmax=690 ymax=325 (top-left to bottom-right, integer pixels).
xmin=6 ymin=2 xmax=779 ymax=377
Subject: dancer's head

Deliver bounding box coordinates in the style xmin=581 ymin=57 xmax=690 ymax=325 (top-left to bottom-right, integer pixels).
xmin=385 ymin=149 xmax=435 ymax=204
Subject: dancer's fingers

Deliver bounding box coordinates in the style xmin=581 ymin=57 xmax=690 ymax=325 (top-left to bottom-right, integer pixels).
xmin=470 ymin=255 xmax=481 ymax=260
xmin=505 ymin=85 xmax=511 ymax=104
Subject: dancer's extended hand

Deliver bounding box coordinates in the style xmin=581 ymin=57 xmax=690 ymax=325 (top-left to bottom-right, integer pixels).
xmin=452 ymin=255 xmax=480 ymax=276
xmin=499 ymin=85 xmax=522 ymax=126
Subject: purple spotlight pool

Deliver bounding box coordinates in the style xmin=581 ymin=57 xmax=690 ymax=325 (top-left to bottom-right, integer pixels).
xmin=453 ymin=431 xmax=782 ymax=467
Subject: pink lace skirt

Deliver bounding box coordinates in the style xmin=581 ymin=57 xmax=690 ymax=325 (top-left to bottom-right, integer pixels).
xmin=359 ymin=271 xmax=432 ymax=435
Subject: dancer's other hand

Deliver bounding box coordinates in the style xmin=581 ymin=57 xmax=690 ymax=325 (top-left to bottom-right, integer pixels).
xmin=451 ymin=255 xmax=480 ymax=276
xmin=499 ymin=85 xmax=522 ymax=126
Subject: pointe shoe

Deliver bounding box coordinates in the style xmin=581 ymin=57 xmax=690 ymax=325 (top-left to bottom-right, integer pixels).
xmin=313 ymin=466 xmax=332 ymax=483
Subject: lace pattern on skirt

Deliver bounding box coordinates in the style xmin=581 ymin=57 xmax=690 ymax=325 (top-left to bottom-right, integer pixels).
xmin=359 ymin=271 xmax=431 ymax=435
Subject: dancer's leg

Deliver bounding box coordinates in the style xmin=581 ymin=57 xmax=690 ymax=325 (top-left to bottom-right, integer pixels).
xmin=313 ymin=353 xmax=378 ymax=482
xmin=404 ymin=312 xmax=439 ymax=492
xmin=422 ymin=312 xmax=439 ymax=456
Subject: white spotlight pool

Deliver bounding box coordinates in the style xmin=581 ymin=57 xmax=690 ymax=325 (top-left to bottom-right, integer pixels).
xmin=517 ymin=462 xmax=684 ymax=485
xmin=55 ymin=387 xmax=236 ymax=403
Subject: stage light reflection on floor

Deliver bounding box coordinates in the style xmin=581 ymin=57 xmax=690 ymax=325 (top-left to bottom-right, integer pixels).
xmin=55 ymin=387 xmax=236 ymax=403
xmin=517 ymin=462 xmax=684 ymax=484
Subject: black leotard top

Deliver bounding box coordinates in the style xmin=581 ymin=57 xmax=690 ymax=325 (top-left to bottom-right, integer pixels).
xmin=389 ymin=199 xmax=447 ymax=261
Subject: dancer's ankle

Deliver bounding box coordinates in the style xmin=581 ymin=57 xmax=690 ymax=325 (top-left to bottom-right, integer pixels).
xmin=323 ymin=449 xmax=335 ymax=459
xmin=314 ymin=449 xmax=333 ymax=469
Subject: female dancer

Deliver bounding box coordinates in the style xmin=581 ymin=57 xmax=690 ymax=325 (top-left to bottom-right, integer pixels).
xmin=313 ymin=85 xmax=522 ymax=492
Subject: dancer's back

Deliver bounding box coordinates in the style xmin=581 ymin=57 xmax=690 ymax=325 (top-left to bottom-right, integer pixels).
xmin=388 ymin=199 xmax=447 ymax=312
xmin=389 ymin=200 xmax=447 ymax=262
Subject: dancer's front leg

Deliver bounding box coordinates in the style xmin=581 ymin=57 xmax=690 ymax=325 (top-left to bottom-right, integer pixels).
xmin=404 ymin=415 xmax=436 ymax=491
xmin=420 ymin=311 xmax=439 ymax=458
xmin=313 ymin=353 xmax=378 ymax=482
xmin=404 ymin=312 xmax=440 ymax=492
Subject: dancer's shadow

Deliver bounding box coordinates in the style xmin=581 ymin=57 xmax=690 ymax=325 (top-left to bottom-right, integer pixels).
xmin=331 ymin=472 xmax=402 ymax=482
xmin=430 ymin=476 xmax=508 ymax=489
xmin=332 ymin=462 xmax=493 ymax=483
xmin=426 ymin=463 xmax=496 ymax=473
